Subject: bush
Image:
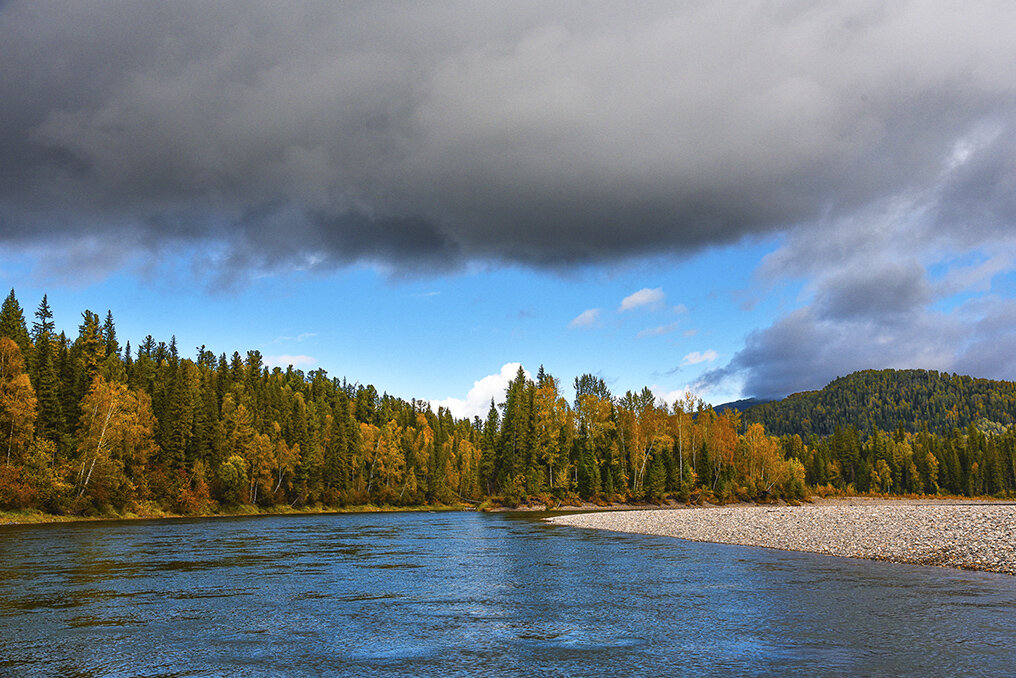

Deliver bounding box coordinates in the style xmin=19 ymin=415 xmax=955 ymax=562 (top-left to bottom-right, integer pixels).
xmin=0 ymin=466 xmax=35 ymax=509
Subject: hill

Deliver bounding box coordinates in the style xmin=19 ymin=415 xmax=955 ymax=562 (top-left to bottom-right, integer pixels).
xmin=712 ymin=397 xmax=771 ymax=415
xmin=742 ymin=369 xmax=1016 ymax=438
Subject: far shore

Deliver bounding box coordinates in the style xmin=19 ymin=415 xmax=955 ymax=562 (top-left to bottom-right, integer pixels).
xmin=5 ymin=494 xmax=1015 ymax=563
xmin=0 ymin=502 xmax=473 ymax=527
xmin=546 ymin=497 xmax=1016 ymax=575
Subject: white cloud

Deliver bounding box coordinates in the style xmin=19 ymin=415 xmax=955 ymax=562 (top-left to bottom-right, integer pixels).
xmin=649 ymin=385 xmax=685 ymax=408
xmin=264 ymin=354 xmax=317 ymax=369
xmin=431 ymin=362 xmax=529 ymax=420
xmin=271 ymin=332 xmax=317 ymax=343
xmin=569 ymin=308 xmax=601 ymax=328
xmin=681 ymin=349 xmax=719 ymax=366
xmin=651 ymin=377 xmax=743 ymax=410
xmin=637 ymin=322 xmax=680 ymax=338
xmin=620 ymin=288 xmax=665 ymax=311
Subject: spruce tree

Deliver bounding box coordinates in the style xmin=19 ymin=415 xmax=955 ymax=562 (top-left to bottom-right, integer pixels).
xmin=32 ymin=334 xmax=65 ymax=447
xmin=31 ymin=294 xmax=55 ymax=341
xmin=73 ymin=310 xmax=105 ymax=392
xmin=479 ymin=400 xmax=499 ymax=495
xmin=162 ymin=361 xmax=195 ymax=469
xmin=102 ymin=310 xmax=120 ymax=358
xmin=0 ymin=289 xmax=32 ymax=364
xmin=56 ymin=332 xmax=79 ymax=440
xmin=28 ymin=295 xmax=65 ymax=446
xmin=497 ymin=366 xmax=533 ymax=495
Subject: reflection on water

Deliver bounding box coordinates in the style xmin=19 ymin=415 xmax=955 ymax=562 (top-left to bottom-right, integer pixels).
xmin=2 ymin=511 xmax=1015 ymax=677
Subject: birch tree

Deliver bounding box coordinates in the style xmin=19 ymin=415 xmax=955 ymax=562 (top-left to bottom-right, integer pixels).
xmin=74 ymin=376 xmax=156 ymax=508
xmin=0 ymin=338 xmax=37 ymax=467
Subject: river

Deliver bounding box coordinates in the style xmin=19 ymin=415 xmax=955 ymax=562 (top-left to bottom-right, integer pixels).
xmin=2 ymin=511 xmax=1014 ymax=677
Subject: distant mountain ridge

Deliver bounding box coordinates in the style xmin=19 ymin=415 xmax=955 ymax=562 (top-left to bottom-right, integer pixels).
xmin=712 ymin=397 xmax=772 ymax=415
xmin=730 ymin=369 xmax=1016 ymax=438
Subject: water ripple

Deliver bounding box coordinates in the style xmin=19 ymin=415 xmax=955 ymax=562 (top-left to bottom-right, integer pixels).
xmin=2 ymin=512 xmax=1015 ymax=677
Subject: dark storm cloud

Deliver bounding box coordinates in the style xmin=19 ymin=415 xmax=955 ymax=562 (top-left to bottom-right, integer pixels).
xmin=701 ymin=265 xmax=1016 ymax=400
xmin=813 ymin=260 xmax=932 ymax=321
xmin=699 ymin=307 xmax=967 ymax=401
xmin=932 ymin=125 xmax=1016 ymax=244
xmin=3 ymin=1 xmax=1016 ymax=277
xmin=951 ymin=298 xmax=1016 ymax=379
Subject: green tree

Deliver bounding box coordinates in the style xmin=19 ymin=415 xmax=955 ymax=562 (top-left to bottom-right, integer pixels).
xmin=102 ymin=310 xmax=120 ymax=358
xmin=29 ymin=295 xmax=66 ymax=448
xmin=70 ymin=311 xmax=105 ymax=413
xmin=497 ymin=366 xmax=534 ymax=498
xmin=0 ymin=290 xmax=31 ymax=365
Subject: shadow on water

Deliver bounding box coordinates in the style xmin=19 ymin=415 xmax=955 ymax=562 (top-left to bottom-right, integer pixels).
xmin=2 ymin=511 xmax=1016 ymax=677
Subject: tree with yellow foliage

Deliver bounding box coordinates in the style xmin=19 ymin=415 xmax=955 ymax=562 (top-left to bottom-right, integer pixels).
xmin=74 ymin=376 xmax=156 ymax=510
xmin=0 ymin=338 xmax=37 ymax=468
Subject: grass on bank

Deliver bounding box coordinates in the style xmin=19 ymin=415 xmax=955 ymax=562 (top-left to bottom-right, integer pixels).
xmin=0 ymin=501 xmax=473 ymax=526
xmin=4 ymin=489 xmax=1010 ymax=526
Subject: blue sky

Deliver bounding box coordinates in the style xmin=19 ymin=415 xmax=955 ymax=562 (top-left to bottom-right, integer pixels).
xmin=2 ymin=2 xmax=1016 ymax=419
xmin=1 ymin=239 xmax=783 ymax=418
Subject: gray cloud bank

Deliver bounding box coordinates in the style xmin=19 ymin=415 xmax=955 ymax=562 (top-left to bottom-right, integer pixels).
xmin=3 ymin=2 xmax=1015 ymax=272
xmin=4 ymin=1 xmax=1016 ymax=396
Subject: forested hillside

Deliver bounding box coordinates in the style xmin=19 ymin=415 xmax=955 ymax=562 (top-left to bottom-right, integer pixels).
xmin=1 ymin=290 xmax=1015 ymax=517
xmin=742 ymin=369 xmax=1016 ymax=438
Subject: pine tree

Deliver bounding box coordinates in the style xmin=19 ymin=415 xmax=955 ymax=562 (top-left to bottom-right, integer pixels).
xmin=31 ymin=335 xmax=65 ymax=447
xmin=29 ymin=296 xmax=66 ymax=448
xmin=645 ymin=450 xmax=666 ymax=500
xmin=479 ymin=400 xmax=499 ymax=495
xmin=162 ymin=360 xmax=196 ymax=470
xmin=102 ymin=311 xmax=119 ymax=359
xmin=56 ymin=332 xmax=80 ymax=439
xmin=0 ymin=290 xmax=32 ymax=366
xmin=497 ymin=366 xmax=533 ymax=498
xmin=30 ymin=294 xmax=55 ymax=340
xmin=72 ymin=310 xmax=105 ymax=395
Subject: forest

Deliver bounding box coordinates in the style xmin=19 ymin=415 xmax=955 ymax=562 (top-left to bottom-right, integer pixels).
xmin=743 ymin=368 xmax=1016 ymax=437
xmin=1 ymin=289 xmax=1015 ymax=517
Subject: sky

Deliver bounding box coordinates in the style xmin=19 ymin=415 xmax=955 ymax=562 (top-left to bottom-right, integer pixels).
xmin=2 ymin=1 xmax=1016 ymax=420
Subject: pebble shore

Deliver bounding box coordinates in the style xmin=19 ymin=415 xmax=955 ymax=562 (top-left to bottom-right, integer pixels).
xmin=546 ymin=498 xmax=1016 ymax=575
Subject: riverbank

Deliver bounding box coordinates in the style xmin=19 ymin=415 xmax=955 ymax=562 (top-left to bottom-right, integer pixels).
xmin=546 ymin=497 xmax=1016 ymax=575
xmin=0 ymin=502 xmax=473 ymax=527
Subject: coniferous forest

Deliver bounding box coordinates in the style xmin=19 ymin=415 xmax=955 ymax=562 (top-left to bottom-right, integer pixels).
xmin=1 ymin=289 xmax=1016 ymax=518
xmin=743 ymin=368 xmax=1016 ymax=438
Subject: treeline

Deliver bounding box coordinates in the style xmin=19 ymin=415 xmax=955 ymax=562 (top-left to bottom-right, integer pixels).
xmin=0 ymin=290 xmax=487 ymax=514
xmin=2 ymin=289 xmax=1014 ymax=517
xmin=744 ymin=369 xmax=1016 ymax=438
xmin=795 ymin=424 xmax=1016 ymax=497
xmin=0 ymin=290 xmax=813 ymax=515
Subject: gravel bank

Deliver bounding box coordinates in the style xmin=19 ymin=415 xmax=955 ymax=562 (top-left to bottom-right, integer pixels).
xmin=546 ymin=499 xmax=1016 ymax=575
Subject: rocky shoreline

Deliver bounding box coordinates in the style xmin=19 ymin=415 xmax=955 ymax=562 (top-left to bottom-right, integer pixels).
xmin=546 ymin=498 xmax=1016 ymax=575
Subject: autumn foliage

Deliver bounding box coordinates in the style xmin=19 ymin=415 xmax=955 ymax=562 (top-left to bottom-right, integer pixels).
xmin=1 ymin=289 xmax=1014 ymax=515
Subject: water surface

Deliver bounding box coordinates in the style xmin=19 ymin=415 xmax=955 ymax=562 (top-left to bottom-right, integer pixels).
xmin=2 ymin=511 xmax=1014 ymax=677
